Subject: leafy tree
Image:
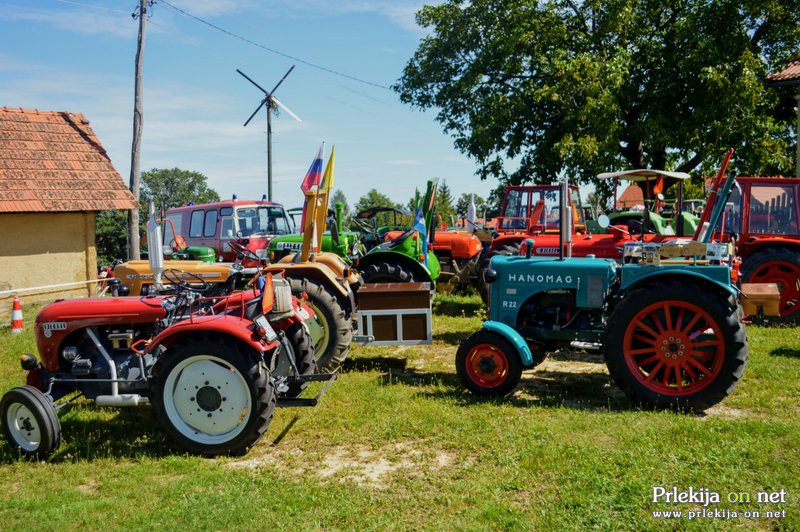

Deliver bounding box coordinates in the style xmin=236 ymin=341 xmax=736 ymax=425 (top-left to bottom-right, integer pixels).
xmin=141 ymin=168 xmax=220 ymax=215
xmin=353 ymin=189 xmax=403 ymax=214
xmin=95 ymin=210 xmax=128 ymax=265
xmin=96 ymin=168 xmax=221 ymax=262
xmin=396 ymin=0 xmax=800 ymax=194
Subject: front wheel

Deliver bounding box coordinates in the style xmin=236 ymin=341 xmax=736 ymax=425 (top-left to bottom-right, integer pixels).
xmin=604 ymin=281 xmax=747 ymax=411
xmin=151 ymin=337 xmax=276 ymax=456
xmin=1 ymin=386 xmax=61 ymax=459
xmin=456 ymin=329 xmax=523 ymax=396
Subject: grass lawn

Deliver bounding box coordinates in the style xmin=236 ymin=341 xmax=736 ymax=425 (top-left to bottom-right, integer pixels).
xmin=0 ymin=293 xmax=798 ymax=530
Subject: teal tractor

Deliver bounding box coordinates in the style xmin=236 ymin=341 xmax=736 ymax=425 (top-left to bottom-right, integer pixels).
xmin=357 ymin=179 xmax=441 ymax=285
xmin=457 ymin=176 xmax=748 ymax=411
xmin=268 ymin=202 xmax=366 ymax=264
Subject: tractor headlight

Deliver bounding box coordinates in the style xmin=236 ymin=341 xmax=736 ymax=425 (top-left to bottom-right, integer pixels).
xmin=484 ymin=268 xmax=498 ymax=284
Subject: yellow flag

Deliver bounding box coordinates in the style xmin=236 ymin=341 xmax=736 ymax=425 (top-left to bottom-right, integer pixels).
xmin=322 ymin=146 xmax=335 ymax=190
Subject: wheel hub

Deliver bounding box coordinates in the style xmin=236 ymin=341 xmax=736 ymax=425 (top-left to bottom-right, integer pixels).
xmin=196 ymin=385 xmax=223 ymax=412
xmin=466 ymin=344 xmax=509 ymax=387
xmin=6 ymin=403 xmax=41 ymax=451
xmin=478 ymin=357 xmax=497 ymax=374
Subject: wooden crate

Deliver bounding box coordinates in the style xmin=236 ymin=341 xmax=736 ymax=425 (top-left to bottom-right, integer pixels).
xmin=356 ymin=282 xmax=432 ymax=345
xmin=740 ymin=283 xmax=781 ymax=317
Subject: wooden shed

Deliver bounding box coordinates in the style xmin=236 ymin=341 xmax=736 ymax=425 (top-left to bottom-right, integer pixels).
xmin=0 ymin=108 xmax=136 ymax=313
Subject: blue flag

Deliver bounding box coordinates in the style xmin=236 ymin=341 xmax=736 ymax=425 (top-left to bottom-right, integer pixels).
xmin=413 ymin=204 xmax=428 ymax=266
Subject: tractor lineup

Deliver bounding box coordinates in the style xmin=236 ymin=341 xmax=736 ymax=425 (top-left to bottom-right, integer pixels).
xmin=1 ymin=147 xmax=794 ymax=459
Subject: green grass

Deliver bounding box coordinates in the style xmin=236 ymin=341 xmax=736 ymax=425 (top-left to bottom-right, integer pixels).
xmin=1 ymin=294 xmax=798 ymax=530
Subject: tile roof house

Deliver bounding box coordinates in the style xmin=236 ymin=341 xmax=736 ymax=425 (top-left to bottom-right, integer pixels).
xmin=0 ymin=108 xmax=136 ymax=311
xmin=765 ymin=59 xmax=800 ymax=87
xmin=615 ymin=183 xmax=644 ymax=209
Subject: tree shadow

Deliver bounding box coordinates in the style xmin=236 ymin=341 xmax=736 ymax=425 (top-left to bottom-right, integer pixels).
xmin=432 ymin=297 xmax=486 ymax=318
xmin=377 ymin=365 xmax=634 ymax=412
xmin=433 ymin=330 xmax=473 ymax=345
xmin=770 ymin=347 xmax=800 ymax=359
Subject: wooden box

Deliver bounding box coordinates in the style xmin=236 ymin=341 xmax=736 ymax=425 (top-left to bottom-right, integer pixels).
xmin=356 ymin=282 xmax=432 ymax=345
xmin=740 ymin=283 xmax=781 ymax=317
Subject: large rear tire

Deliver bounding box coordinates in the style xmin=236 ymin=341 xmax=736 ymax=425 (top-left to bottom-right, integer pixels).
xmin=740 ymin=248 xmax=800 ymax=323
xmin=604 ymin=281 xmax=747 ymax=411
xmin=1 ymin=386 xmax=61 ymax=459
xmin=287 ymin=277 xmax=352 ymax=372
xmin=361 ymin=261 xmax=419 ymax=283
xmin=151 ymin=336 xmax=275 ymax=456
xmin=456 ymin=329 xmax=523 ymax=397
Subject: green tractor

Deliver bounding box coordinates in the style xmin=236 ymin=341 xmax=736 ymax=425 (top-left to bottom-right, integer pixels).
xmin=268 ymin=202 xmax=366 ymax=264
xmin=457 ymin=173 xmax=753 ymax=412
xmin=357 ymin=179 xmax=441 ymax=285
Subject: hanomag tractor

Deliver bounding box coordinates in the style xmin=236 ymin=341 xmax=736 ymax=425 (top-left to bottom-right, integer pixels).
xmin=457 ymin=176 xmax=750 ymax=411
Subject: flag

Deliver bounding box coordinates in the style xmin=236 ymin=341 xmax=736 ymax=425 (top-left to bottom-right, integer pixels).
xmin=413 ymin=203 xmax=428 ymax=266
xmin=321 ymin=146 xmax=335 ymax=191
xmin=653 ymin=176 xmax=664 ymax=195
xmin=300 ymin=144 xmax=324 ymax=193
xmin=467 ymin=194 xmax=476 ymax=231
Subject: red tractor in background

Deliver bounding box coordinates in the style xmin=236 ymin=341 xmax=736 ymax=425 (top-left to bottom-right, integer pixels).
xmin=719 ymin=176 xmax=800 ymax=322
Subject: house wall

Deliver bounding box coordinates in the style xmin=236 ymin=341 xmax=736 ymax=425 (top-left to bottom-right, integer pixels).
xmin=0 ymin=212 xmax=97 ymax=321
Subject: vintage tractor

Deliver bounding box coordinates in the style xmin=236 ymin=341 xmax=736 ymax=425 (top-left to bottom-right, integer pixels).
xmin=0 ymin=211 xmax=333 ymax=458
xmin=359 ymin=179 xmax=441 ymax=285
xmin=456 ymin=177 xmax=751 ymax=412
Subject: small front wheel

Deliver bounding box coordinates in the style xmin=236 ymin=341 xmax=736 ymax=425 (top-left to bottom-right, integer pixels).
xmin=1 ymin=386 xmax=61 ymax=459
xmin=456 ymin=329 xmax=523 ymax=396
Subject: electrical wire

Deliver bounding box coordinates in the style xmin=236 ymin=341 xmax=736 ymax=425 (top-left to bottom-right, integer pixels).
xmin=157 ymin=0 xmax=392 ymax=91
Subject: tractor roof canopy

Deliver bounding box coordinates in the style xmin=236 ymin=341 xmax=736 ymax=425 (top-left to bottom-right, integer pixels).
xmin=597 ymin=169 xmax=691 ymax=182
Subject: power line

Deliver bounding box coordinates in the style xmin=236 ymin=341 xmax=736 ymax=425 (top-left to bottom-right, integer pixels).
xmin=158 ymin=0 xmax=392 ymax=91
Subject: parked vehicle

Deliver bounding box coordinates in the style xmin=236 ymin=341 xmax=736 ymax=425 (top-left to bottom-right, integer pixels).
xmin=457 ymin=177 xmax=753 ymax=412
xmin=163 ymin=197 xmax=294 ymax=263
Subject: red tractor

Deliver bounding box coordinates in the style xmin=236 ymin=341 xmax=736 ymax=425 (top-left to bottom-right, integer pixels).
xmin=1 ymin=230 xmax=330 ymax=458
xmin=719 ymin=176 xmax=800 ymax=322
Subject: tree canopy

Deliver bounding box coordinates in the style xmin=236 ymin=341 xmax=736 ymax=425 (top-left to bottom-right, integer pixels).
xmin=141 ymin=168 xmax=220 ymax=214
xmin=396 ymin=0 xmax=800 ymax=193
xmin=353 ymin=188 xmax=403 ymax=214
xmin=435 ymin=180 xmax=456 ymax=223
xmin=455 ymin=192 xmax=487 ymax=219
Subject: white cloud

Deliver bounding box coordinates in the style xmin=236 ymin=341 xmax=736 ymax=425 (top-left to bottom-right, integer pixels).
xmin=1 ymin=3 xmax=137 ymax=39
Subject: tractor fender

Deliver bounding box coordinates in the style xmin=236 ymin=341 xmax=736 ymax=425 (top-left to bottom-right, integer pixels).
xmin=481 ymin=320 xmax=534 ymax=367
xmin=740 ymin=238 xmax=800 ymax=255
xmin=621 ymin=269 xmax=737 ymax=298
xmin=145 ymin=314 xmax=276 ymax=357
xmin=267 ymin=261 xmax=351 ymax=301
xmin=357 ymin=250 xmax=435 ymax=283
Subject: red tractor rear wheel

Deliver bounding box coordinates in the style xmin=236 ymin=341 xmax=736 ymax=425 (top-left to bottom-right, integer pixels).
xmin=456 ymin=329 xmax=522 ymax=396
xmin=605 ymin=281 xmax=747 ymax=411
xmin=740 ymin=248 xmax=800 ymax=323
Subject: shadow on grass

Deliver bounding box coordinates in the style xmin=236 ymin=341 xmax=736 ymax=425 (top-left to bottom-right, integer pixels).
xmin=770 ymin=347 xmax=800 ymax=359
xmin=342 ymin=356 xmax=408 ymax=373
xmin=432 ymin=297 xmax=485 ymax=318
xmin=0 ymin=405 xmax=180 ymax=464
xmin=433 ymin=330 xmax=473 ymax=345
xmin=377 ymin=364 xmax=632 ymax=412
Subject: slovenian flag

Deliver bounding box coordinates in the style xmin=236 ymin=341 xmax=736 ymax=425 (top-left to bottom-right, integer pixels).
xmin=301 ymin=144 xmax=324 ymax=193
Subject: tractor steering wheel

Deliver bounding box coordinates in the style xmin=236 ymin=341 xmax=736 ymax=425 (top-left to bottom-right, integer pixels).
xmin=228 ymin=240 xmax=262 ymax=262
xmin=162 ymin=268 xmax=210 ymax=293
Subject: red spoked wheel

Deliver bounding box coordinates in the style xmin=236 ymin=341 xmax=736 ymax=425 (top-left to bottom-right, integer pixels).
xmin=623 ymin=301 xmax=724 ymax=396
xmin=456 ymin=330 xmax=522 ymax=396
xmin=746 ymin=258 xmax=800 ymax=321
xmin=605 ymin=281 xmax=748 ymax=411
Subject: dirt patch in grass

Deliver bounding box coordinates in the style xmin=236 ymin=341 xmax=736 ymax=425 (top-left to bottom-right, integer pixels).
xmin=228 ymin=440 xmax=461 ymax=488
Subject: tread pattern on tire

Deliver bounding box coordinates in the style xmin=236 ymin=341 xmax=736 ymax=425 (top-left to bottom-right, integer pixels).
xmin=1 ymin=385 xmax=61 ymax=459
xmin=281 ymin=322 xmax=317 ymax=398
xmin=287 ymin=277 xmax=352 ymax=372
xmin=361 ymin=261 xmax=418 ymax=284
xmin=150 ymin=335 xmax=276 ymax=456
xmin=604 ymin=280 xmax=748 ymax=411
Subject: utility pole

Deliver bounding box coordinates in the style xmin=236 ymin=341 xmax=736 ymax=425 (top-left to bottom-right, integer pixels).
xmin=267 ymin=103 xmax=273 ymax=200
xmin=128 ymin=0 xmax=149 ymax=260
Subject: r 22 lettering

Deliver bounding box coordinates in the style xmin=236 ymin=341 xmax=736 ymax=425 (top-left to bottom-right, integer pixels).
xmin=502 ymin=300 xmax=517 ymax=308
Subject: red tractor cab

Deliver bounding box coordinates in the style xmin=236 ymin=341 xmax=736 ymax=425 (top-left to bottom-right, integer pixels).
xmin=715 ymin=176 xmax=800 ymax=322
xmin=163 ymin=198 xmax=294 ymax=262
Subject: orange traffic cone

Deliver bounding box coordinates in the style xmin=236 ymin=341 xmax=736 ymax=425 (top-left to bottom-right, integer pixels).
xmin=10 ymin=295 xmax=23 ymax=334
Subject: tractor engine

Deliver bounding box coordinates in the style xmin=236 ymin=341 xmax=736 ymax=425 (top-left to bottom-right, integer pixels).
xmin=516 ymin=290 xmax=601 ymax=333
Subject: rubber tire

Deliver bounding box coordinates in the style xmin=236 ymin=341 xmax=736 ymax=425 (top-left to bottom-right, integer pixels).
xmin=287 ymin=277 xmax=352 ymax=372
xmin=1 ymin=385 xmax=61 ymax=459
xmin=150 ymin=336 xmax=276 ymax=456
xmin=740 ymin=248 xmax=800 ymax=323
xmin=456 ymin=329 xmax=523 ymax=397
xmin=604 ymin=281 xmax=748 ymax=412
xmin=476 ymin=243 xmax=520 ymax=305
xmin=361 ymin=261 xmax=418 ymax=283
xmin=280 ymin=322 xmax=317 ymax=398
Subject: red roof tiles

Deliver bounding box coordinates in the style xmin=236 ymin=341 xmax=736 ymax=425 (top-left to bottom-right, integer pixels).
xmin=0 ymin=108 xmax=137 ymax=212
xmin=766 ymin=60 xmax=800 ymax=85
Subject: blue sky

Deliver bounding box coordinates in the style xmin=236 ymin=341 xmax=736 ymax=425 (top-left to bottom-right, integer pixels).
xmin=0 ymin=0 xmax=499 ymax=211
